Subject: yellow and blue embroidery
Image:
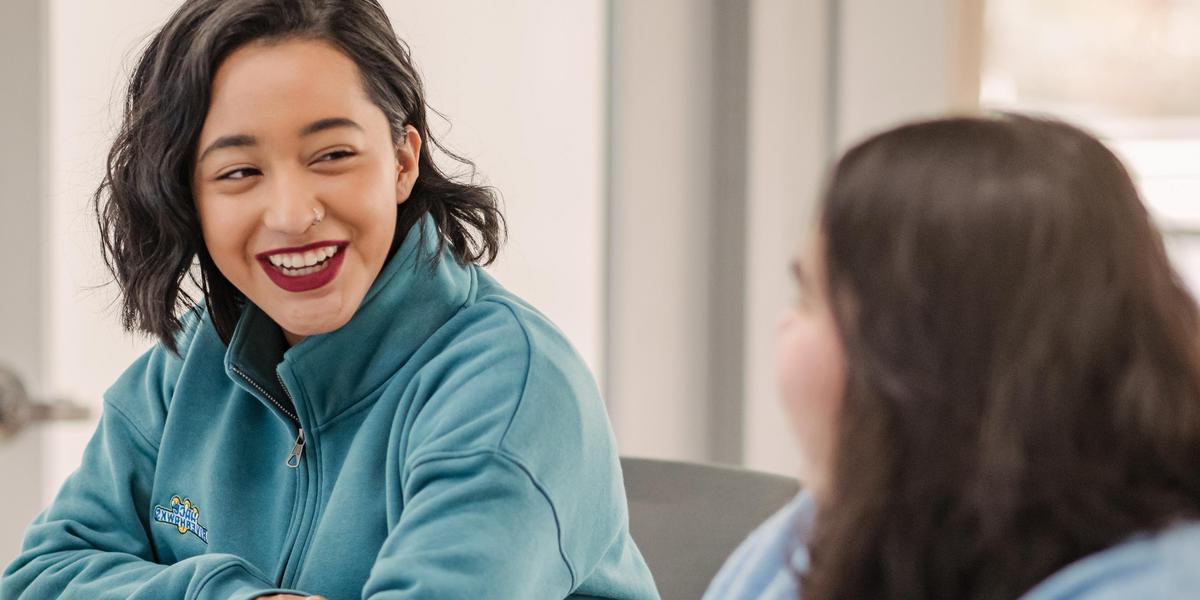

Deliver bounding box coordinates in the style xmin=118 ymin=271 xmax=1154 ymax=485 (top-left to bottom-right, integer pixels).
xmin=153 ymin=495 xmax=209 ymax=544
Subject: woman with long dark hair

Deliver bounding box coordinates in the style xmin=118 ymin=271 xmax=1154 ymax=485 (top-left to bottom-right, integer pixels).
xmin=707 ymin=114 xmax=1200 ymax=599
xmin=1 ymin=1 xmax=657 ymax=598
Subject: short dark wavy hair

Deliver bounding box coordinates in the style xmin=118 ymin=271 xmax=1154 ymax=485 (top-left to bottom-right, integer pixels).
xmin=96 ymin=0 xmax=505 ymax=354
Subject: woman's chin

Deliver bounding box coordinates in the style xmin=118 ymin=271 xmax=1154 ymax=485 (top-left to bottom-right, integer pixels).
xmin=276 ymin=309 xmax=354 ymax=344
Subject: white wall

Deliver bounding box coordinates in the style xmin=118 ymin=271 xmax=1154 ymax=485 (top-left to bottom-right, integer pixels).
xmin=741 ymin=0 xmax=830 ymax=476
xmin=739 ymin=0 xmax=977 ymax=476
xmin=607 ymin=0 xmax=717 ymax=462
xmin=384 ymin=0 xmax=607 ymax=379
xmin=837 ymin=0 xmax=979 ymax=148
xmin=42 ymin=0 xmax=183 ymax=506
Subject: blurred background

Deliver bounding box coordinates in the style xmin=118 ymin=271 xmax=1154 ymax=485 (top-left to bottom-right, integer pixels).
xmin=1 ymin=0 xmax=1198 ymax=565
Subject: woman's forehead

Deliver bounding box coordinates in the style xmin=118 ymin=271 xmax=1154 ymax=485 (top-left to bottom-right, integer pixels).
xmin=198 ymin=39 xmax=383 ymax=148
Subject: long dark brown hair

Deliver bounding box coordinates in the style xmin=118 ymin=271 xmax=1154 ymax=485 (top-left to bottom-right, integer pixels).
xmin=805 ymin=114 xmax=1200 ymax=599
xmin=95 ymin=0 xmax=505 ymax=354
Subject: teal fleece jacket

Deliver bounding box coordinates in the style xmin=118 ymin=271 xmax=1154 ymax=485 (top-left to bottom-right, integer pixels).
xmin=2 ymin=217 xmax=658 ymax=600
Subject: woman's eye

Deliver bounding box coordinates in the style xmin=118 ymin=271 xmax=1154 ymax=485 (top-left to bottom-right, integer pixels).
xmin=317 ymin=150 xmax=355 ymax=163
xmin=216 ymin=167 xmax=260 ymax=181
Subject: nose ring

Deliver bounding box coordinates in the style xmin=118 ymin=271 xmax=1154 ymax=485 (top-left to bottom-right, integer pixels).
xmin=309 ymin=207 xmax=324 ymax=229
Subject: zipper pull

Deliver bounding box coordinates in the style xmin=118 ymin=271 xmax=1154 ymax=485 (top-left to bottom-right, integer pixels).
xmin=285 ymin=428 xmax=305 ymax=468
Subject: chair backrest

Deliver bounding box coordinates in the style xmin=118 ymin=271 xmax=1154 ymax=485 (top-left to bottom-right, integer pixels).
xmin=620 ymin=457 xmax=801 ymax=600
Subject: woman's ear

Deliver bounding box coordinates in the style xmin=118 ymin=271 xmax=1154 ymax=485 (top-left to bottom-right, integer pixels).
xmin=395 ymin=125 xmax=422 ymax=204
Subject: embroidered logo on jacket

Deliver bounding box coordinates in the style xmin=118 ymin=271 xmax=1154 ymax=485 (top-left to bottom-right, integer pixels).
xmin=153 ymin=495 xmax=209 ymax=543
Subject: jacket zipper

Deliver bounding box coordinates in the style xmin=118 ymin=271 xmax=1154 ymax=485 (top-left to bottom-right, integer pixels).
xmin=230 ymin=365 xmax=305 ymax=468
xmin=273 ymin=372 xmax=312 ymax=588
xmin=232 ymin=365 xmax=312 ymax=588
xmin=275 ymin=373 xmax=306 ymax=469
xmin=285 ymin=428 xmax=305 ymax=468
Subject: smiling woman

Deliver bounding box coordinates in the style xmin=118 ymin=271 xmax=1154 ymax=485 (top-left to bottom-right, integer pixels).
xmin=0 ymin=1 xmax=658 ymax=599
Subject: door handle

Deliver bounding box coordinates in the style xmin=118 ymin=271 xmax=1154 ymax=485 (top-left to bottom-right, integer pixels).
xmin=0 ymin=364 xmax=91 ymax=439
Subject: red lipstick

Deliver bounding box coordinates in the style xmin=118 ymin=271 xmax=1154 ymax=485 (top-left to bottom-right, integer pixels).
xmin=256 ymin=241 xmax=348 ymax=293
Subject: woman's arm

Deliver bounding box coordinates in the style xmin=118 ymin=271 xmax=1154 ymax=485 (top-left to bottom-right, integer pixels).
xmin=360 ymin=450 xmax=573 ymax=599
xmin=0 ymin=336 xmax=310 ymax=600
xmin=0 ymin=400 xmax=295 ymax=599
xmin=360 ymin=301 xmax=651 ymax=599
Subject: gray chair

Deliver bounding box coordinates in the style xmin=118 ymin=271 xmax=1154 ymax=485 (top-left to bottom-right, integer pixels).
xmin=620 ymin=457 xmax=801 ymax=600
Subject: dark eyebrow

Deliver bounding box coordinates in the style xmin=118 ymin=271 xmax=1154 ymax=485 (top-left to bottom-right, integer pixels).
xmin=299 ymin=117 xmax=364 ymax=137
xmin=197 ymin=134 xmax=257 ymax=164
xmin=196 ymin=118 xmax=364 ymax=164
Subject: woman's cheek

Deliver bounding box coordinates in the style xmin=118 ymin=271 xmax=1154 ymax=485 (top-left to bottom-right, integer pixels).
xmin=776 ymin=311 xmax=846 ymax=491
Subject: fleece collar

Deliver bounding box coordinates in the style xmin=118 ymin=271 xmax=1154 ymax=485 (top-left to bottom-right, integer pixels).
xmin=224 ymin=215 xmax=477 ymax=428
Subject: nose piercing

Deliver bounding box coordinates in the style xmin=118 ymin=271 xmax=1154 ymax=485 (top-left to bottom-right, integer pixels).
xmin=309 ymin=207 xmax=324 ymax=230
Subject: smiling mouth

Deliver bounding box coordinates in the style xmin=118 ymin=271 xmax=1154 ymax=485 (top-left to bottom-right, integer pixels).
xmin=256 ymin=242 xmax=349 ymax=293
xmin=265 ymin=244 xmax=342 ymax=277
xmin=265 ymin=246 xmax=336 ymax=276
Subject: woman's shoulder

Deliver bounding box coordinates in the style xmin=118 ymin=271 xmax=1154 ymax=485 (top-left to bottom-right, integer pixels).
xmin=467 ymin=269 xmax=568 ymax=338
xmin=442 ymin=269 xmax=594 ymax=387
xmin=703 ymin=492 xmax=816 ymax=600
xmin=101 ymin=304 xmax=224 ymax=437
xmin=403 ymin=270 xmax=606 ymax=453
xmin=1021 ymin=521 xmax=1200 ymax=600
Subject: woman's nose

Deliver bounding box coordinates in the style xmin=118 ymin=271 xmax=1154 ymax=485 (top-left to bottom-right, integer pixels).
xmin=262 ymin=170 xmax=318 ymax=235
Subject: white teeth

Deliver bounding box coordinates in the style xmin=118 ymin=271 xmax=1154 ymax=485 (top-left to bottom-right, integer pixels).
xmin=266 ymin=245 xmax=340 ymax=274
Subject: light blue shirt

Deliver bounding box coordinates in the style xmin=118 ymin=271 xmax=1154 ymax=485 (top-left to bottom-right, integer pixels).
xmin=703 ymin=494 xmax=816 ymax=600
xmin=706 ymin=492 xmax=1200 ymax=599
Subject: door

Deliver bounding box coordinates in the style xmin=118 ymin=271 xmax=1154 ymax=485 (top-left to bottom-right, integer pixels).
xmin=0 ymin=0 xmax=50 ymax=566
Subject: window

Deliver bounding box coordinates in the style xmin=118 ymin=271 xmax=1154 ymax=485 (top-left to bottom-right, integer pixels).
xmin=980 ymin=0 xmax=1200 ymax=290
